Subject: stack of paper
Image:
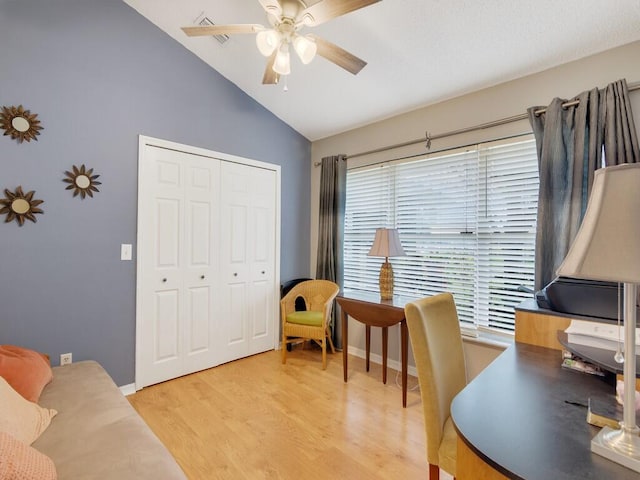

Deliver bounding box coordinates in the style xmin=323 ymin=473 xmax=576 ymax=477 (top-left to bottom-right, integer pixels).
xmin=564 ymin=319 xmax=640 ymax=351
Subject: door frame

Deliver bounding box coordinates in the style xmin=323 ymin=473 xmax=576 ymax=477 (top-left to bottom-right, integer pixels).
xmin=135 ymin=135 xmax=281 ymax=390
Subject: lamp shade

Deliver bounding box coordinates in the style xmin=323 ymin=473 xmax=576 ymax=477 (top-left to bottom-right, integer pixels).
xmin=273 ymin=43 xmax=291 ymax=75
xmin=557 ymin=163 xmax=640 ymax=283
xmin=368 ymin=228 xmax=406 ymax=258
xmin=293 ymin=34 xmax=317 ymax=64
xmin=256 ymin=29 xmax=281 ymax=57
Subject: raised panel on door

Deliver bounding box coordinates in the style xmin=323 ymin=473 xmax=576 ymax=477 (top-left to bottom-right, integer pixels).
xmin=156 ymin=199 xmax=181 ymax=268
xmin=228 ymin=284 xmax=248 ymax=344
xmin=227 ymin=203 xmax=249 ymax=279
xmin=249 ymin=280 xmax=270 ymax=338
xmin=154 ymin=290 xmax=180 ymax=361
xmin=186 ymin=286 xmax=210 ymax=352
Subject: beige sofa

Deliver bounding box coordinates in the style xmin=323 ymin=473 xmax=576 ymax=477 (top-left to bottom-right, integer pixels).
xmin=32 ymin=361 xmax=187 ymax=479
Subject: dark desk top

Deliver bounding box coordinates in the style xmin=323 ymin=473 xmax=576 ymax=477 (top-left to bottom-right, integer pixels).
xmin=451 ymin=342 xmax=640 ymax=480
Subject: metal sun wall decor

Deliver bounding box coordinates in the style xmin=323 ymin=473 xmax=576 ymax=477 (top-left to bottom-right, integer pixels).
xmin=63 ymin=164 xmax=101 ymax=199
xmin=0 ymin=186 xmax=44 ymax=226
xmin=0 ymin=105 xmax=43 ymax=143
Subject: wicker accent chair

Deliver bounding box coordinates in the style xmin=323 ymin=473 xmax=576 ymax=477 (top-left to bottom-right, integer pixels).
xmin=404 ymin=292 xmax=467 ymax=480
xmin=280 ymin=279 xmax=340 ymax=370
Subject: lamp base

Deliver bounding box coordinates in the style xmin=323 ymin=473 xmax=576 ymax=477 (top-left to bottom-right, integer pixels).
xmin=379 ymin=260 xmax=394 ymax=300
xmin=592 ymin=425 xmax=640 ymax=472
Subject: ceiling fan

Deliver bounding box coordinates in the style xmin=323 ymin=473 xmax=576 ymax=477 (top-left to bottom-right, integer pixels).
xmin=181 ymin=0 xmax=381 ymax=85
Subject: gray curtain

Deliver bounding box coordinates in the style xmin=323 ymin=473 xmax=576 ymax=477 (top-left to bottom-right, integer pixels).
xmin=316 ymin=154 xmax=347 ymax=349
xmin=528 ymin=78 xmax=639 ymax=290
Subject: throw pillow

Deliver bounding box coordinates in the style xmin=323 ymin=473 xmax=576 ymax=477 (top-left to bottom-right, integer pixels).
xmin=0 ymin=345 xmax=52 ymax=403
xmin=0 ymin=432 xmax=57 ymax=480
xmin=0 ymin=377 xmax=57 ymax=445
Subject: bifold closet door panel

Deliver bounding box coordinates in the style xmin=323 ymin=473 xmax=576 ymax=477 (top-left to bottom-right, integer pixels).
xmin=138 ymin=147 xmax=220 ymax=387
xmin=181 ymin=156 xmax=221 ymax=376
xmin=219 ymin=162 xmax=277 ymax=363
xmin=248 ymin=166 xmax=277 ymax=356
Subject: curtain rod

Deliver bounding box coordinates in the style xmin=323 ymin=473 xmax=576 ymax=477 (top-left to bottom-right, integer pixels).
xmin=315 ymin=80 xmax=640 ymax=165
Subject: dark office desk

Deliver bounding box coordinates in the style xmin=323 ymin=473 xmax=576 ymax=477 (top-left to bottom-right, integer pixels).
xmin=451 ymin=342 xmax=640 ymax=480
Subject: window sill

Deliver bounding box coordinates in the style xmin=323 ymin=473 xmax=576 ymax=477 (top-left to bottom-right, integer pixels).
xmin=462 ymin=328 xmax=513 ymax=351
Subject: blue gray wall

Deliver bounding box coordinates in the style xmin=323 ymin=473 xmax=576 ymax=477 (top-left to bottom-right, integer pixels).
xmin=0 ymin=0 xmax=311 ymax=386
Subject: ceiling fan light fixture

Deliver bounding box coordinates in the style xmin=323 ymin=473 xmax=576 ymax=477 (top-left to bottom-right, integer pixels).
xmin=293 ymin=34 xmax=317 ymax=64
xmin=256 ymin=29 xmax=281 ymax=56
xmin=273 ymin=43 xmax=291 ymax=75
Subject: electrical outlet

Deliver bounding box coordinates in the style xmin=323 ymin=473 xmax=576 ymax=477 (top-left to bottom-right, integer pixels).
xmin=60 ymin=353 xmax=72 ymax=366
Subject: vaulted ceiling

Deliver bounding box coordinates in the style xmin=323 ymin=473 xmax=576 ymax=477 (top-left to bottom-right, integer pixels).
xmin=124 ymin=0 xmax=640 ymax=141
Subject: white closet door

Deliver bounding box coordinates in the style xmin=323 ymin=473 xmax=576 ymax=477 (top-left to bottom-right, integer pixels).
xmin=138 ymin=147 xmax=219 ymax=387
xmin=219 ymin=162 xmax=277 ymax=363
xmin=182 ymin=156 xmax=221 ymax=375
xmin=248 ymin=166 xmax=277 ymax=356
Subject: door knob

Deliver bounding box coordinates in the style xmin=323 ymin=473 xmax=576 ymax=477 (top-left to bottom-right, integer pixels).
xmin=262 ymin=270 xmax=265 ymax=274
xmin=201 ymin=275 xmax=205 ymax=279
xmin=162 ymin=278 xmax=167 ymax=283
xmin=233 ymin=273 xmax=238 ymax=277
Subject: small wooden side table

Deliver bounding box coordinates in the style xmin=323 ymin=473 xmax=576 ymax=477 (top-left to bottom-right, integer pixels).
xmin=337 ymin=290 xmax=415 ymax=408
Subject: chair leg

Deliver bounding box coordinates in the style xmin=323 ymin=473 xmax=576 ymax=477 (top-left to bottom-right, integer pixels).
xmin=282 ymin=336 xmax=287 ymax=364
xmin=326 ymin=328 xmax=336 ymax=354
xmin=322 ymin=336 xmax=327 ymax=370
xmin=428 ymin=464 xmax=439 ymax=480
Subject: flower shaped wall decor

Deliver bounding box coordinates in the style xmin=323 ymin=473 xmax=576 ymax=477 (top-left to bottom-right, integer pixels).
xmin=0 ymin=186 xmax=44 ymax=226
xmin=63 ymin=164 xmax=101 ymax=199
xmin=0 ymin=105 xmax=43 ymax=143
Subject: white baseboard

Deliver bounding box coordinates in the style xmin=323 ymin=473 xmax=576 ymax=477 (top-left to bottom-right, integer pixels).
xmin=119 ymin=383 xmax=136 ymax=396
xmin=348 ymin=346 xmax=418 ymax=378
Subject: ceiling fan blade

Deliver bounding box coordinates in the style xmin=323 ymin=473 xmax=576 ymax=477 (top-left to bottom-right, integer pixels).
xmin=308 ymin=34 xmax=367 ymax=75
xmin=299 ymin=0 xmax=381 ymax=27
xmin=181 ymin=24 xmax=263 ymax=37
xmin=258 ymin=0 xmax=283 ymax=17
xmin=262 ymin=51 xmax=280 ymax=85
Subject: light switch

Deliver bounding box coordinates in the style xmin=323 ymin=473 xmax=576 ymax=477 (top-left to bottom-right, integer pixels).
xmin=121 ymin=244 xmax=132 ymax=261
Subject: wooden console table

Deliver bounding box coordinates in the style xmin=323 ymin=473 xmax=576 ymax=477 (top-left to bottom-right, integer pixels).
xmin=337 ymin=290 xmax=416 ymax=408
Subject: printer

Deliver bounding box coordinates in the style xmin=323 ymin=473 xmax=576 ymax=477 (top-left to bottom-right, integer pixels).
xmin=536 ymin=277 xmax=640 ymax=321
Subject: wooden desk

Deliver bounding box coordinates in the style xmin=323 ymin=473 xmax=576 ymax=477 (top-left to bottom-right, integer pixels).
xmin=337 ymin=290 xmax=415 ymax=408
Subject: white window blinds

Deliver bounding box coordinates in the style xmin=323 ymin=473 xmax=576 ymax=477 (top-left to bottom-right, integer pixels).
xmin=344 ymin=136 xmax=539 ymax=332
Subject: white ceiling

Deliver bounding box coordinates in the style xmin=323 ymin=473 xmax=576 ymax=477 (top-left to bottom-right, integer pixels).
xmin=123 ymin=0 xmax=640 ymax=141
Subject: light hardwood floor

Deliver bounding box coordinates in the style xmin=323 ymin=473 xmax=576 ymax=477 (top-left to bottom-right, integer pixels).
xmin=128 ymin=346 xmax=453 ymax=480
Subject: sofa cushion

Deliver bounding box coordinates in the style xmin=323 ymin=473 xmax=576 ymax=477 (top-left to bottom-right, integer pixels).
xmin=0 ymin=377 xmax=57 ymax=445
xmin=0 ymin=432 xmax=57 ymax=480
xmin=33 ymin=361 xmax=187 ymax=480
xmin=0 ymin=345 xmax=52 ymax=403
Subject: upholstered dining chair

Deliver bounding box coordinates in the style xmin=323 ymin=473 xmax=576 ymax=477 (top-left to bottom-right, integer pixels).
xmin=404 ymin=292 xmax=467 ymax=480
xmin=280 ymin=279 xmax=340 ymax=370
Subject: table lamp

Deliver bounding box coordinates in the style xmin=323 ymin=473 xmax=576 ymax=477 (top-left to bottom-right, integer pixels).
xmin=556 ymin=163 xmax=640 ymax=472
xmin=368 ymin=228 xmax=406 ymax=300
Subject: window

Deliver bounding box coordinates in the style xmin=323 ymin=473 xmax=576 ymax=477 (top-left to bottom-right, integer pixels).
xmin=344 ymin=136 xmax=539 ymax=333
